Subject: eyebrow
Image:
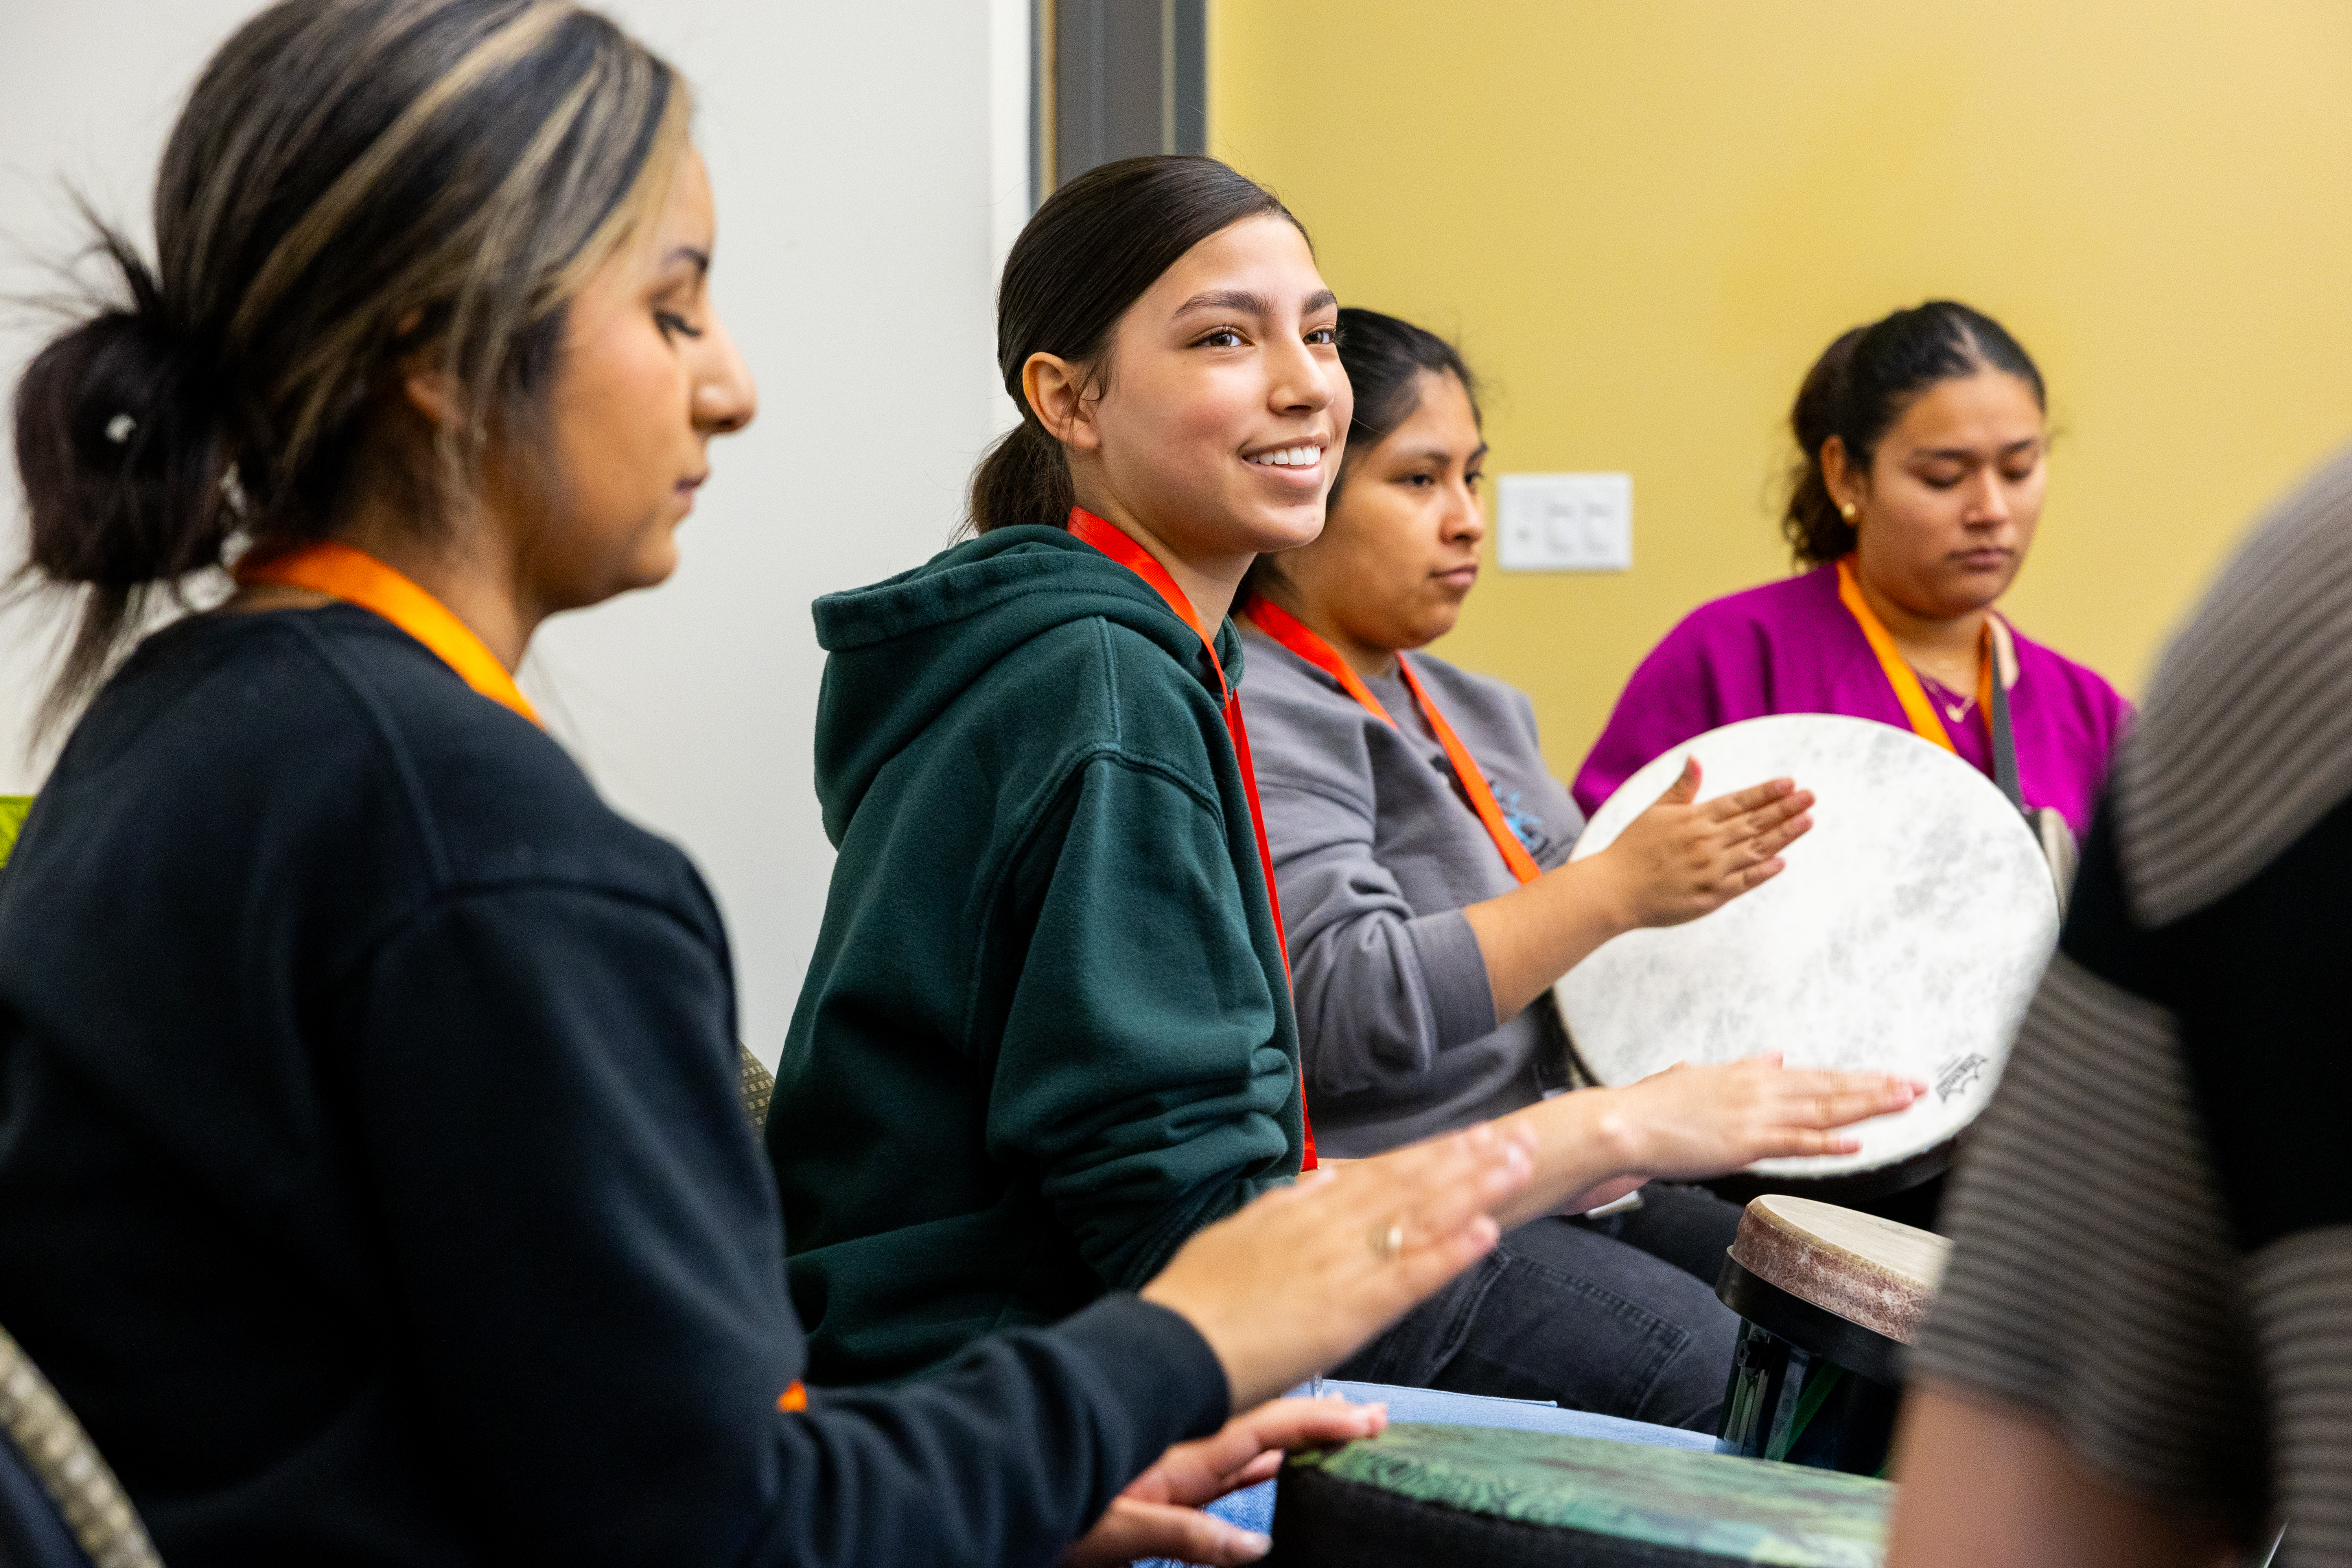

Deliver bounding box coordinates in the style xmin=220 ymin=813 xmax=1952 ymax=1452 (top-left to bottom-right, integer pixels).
xmin=1398 ymin=442 xmax=1490 ymax=466
xmin=1173 ymin=286 xmax=1340 ymax=318
xmin=1912 ymin=437 xmax=2041 ymax=461
xmin=662 ymin=246 xmax=711 ymax=279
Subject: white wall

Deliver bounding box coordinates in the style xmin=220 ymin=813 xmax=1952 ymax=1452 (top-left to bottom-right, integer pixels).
xmin=0 ymin=0 xmax=1029 ymax=1063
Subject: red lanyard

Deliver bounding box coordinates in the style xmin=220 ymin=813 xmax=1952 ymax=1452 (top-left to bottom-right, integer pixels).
xmin=1242 ymin=594 xmax=1542 ymax=887
xmin=1067 ymin=510 xmax=1315 ymax=1170
xmin=1834 ymin=555 xmax=1994 ymax=756
xmin=237 ymin=541 xmax=542 ymax=726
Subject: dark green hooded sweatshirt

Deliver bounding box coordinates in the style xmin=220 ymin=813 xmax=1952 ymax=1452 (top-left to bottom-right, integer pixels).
xmin=769 ymin=525 xmax=1306 ymax=1387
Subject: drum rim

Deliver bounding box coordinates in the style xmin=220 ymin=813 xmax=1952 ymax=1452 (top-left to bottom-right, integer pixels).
xmin=1715 ymin=1254 xmax=1906 ymax=1388
xmin=1698 ymin=1138 xmax=1953 ymax=1205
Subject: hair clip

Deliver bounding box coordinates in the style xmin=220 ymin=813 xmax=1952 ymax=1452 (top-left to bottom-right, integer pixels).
xmin=104 ymin=413 xmax=137 ymax=445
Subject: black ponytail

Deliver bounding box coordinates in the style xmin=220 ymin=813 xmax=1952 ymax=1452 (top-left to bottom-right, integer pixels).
xmin=1783 ymin=300 xmax=2046 ymax=566
xmin=970 ymin=154 xmax=1305 ymax=533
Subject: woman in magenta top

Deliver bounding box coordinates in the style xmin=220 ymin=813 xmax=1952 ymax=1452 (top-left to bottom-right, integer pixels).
xmin=1574 ymin=302 xmax=2129 ymax=842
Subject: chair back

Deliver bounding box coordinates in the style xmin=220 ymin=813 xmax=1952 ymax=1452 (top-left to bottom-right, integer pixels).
xmin=0 ymin=1324 xmax=161 ymax=1567
xmin=738 ymin=1045 xmax=775 ymax=1128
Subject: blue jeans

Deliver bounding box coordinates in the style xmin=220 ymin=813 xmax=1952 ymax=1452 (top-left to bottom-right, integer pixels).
xmin=1328 ymin=1183 xmax=1743 ymax=1432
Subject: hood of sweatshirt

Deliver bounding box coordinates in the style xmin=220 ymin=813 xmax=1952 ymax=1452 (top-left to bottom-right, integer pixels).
xmin=808 ymin=525 xmax=1243 ymax=844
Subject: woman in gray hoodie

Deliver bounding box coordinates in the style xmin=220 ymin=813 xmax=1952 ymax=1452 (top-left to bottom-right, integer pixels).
xmin=1238 ymin=310 xmax=1825 ymax=1430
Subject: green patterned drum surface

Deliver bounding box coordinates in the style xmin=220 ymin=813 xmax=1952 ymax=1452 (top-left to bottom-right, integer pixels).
xmin=1273 ymin=1423 xmax=1890 ymax=1566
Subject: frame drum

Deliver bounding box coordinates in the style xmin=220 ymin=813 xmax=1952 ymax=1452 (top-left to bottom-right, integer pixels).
xmin=1556 ymin=714 xmax=2058 ymax=1198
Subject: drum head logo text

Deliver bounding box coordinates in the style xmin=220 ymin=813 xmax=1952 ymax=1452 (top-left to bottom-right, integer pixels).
xmin=1934 ymin=1052 xmax=1989 ymax=1103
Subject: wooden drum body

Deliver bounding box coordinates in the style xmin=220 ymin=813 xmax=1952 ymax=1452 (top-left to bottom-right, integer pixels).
xmin=1714 ymin=1196 xmax=1951 ymax=1477
xmin=1269 ymin=1422 xmax=1892 ymax=1566
xmin=1558 ymin=715 xmax=2059 ymax=1200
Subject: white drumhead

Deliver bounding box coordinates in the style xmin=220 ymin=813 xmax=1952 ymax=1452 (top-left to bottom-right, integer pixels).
xmin=1556 ymin=713 xmax=2058 ymax=1179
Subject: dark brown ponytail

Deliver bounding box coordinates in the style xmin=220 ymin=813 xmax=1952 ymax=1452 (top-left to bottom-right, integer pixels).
xmin=969 ymin=154 xmax=1305 ymax=533
xmin=14 ymin=228 xmax=239 ymax=707
xmin=1782 ymin=300 xmax=2046 ymax=566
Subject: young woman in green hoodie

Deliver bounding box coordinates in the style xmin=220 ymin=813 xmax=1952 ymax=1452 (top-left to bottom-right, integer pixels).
xmin=769 ymin=155 xmax=1923 ymax=1410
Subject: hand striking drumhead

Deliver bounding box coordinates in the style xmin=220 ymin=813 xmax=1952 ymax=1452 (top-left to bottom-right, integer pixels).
xmin=1558 ymin=714 xmax=2058 ymax=1180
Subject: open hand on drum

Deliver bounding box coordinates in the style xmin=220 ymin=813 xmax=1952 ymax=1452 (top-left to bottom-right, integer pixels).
xmin=1461 ymin=758 xmax=1813 ymax=1023
xmin=1485 ymin=1054 xmax=1924 ymax=1229
xmin=1139 ymin=1121 xmax=1536 ymax=1411
xmin=1596 ymin=757 xmax=1814 ymax=929
xmin=1599 ymin=1052 xmax=1925 ymax=1180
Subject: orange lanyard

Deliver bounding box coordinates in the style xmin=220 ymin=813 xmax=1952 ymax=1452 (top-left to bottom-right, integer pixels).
xmin=1242 ymin=594 xmax=1542 ymax=887
xmin=236 ymin=542 xmax=823 ymax=1408
xmin=1067 ymin=510 xmax=1315 ymax=1170
xmin=1834 ymin=556 xmax=1994 ymax=757
xmin=236 ymin=541 xmax=541 ymax=727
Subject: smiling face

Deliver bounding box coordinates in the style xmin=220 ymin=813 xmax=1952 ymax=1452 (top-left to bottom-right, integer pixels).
xmin=1261 ymin=370 xmax=1486 ymax=669
xmin=1831 ymin=369 xmax=2046 ymax=621
xmin=497 ymin=147 xmax=757 ymax=615
xmin=1033 ymin=213 xmax=1350 ymax=585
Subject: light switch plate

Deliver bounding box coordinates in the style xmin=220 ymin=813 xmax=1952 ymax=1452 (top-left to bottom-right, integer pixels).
xmin=1496 ymin=472 xmax=1633 ymax=572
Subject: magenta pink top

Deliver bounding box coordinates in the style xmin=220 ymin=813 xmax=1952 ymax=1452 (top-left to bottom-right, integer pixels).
xmin=1571 ymin=564 xmax=2133 ymax=841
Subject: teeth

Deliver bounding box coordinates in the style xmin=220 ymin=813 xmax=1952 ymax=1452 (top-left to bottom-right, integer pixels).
xmin=1250 ymin=446 xmax=1319 ymax=468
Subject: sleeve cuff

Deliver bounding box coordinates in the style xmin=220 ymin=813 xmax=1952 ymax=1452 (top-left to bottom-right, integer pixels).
xmin=1052 ymin=1293 xmax=1233 ymax=1446
xmin=1407 ymin=910 xmax=1500 ymax=1050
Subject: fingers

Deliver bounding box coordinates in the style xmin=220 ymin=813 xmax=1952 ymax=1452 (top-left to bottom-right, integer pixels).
xmin=1654 ymin=755 xmax=1702 ymax=807
xmin=1768 ymin=1069 xmax=1923 ymax=1104
xmin=1746 ymin=807 xmax=1812 ymax=859
xmin=1063 ymin=1498 xmax=1271 ymax=1568
xmin=1214 ymin=1397 xmax=1384 ymax=1463
xmin=1702 ymin=776 xmax=1798 ymax=823
xmin=1384 ymin=1212 xmax=1503 ymax=1303
xmin=1136 ymin=1121 xmax=1536 ymax=1412
xmin=1748 ymin=1127 xmax=1866 ymax=1159
xmin=1223 ymin=1449 xmax=1287 ymax=1492
xmin=1109 ymin=1402 xmax=1376 ymax=1522
xmin=1345 ymin=1124 xmax=1534 ymax=1242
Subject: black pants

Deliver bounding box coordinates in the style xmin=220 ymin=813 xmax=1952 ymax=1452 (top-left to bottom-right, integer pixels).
xmin=1330 ymin=1183 xmax=1744 ymax=1432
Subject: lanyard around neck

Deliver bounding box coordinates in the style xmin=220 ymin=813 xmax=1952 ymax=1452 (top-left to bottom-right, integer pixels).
xmin=1835 ymin=555 xmax=2024 ymax=810
xmin=1066 ymin=509 xmax=1315 ymax=1170
xmin=237 ymin=541 xmax=541 ymax=727
xmin=1834 ymin=555 xmax=1993 ymax=754
xmin=1242 ymin=594 xmax=1542 ymax=887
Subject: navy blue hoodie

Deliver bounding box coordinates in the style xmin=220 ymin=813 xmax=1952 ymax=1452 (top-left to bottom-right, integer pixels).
xmin=0 ymin=604 xmax=1227 ymax=1566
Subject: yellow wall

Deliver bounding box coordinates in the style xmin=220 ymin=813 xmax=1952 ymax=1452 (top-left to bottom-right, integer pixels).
xmin=1211 ymin=1 xmax=2352 ymax=778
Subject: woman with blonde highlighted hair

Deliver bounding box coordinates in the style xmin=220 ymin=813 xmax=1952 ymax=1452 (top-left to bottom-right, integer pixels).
xmin=0 ymin=4 xmax=1540 ymax=1564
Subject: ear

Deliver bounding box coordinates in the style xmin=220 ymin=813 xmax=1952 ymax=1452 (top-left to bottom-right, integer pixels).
xmin=1022 ymin=351 xmax=1101 ymax=453
xmin=1820 ymin=434 xmax=1865 ymax=513
xmin=398 ymin=354 xmax=468 ymax=434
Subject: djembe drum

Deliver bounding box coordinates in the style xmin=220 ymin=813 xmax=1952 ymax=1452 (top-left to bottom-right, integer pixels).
xmin=1557 ymin=714 xmax=2059 ymax=1207
xmin=1715 ymin=1194 xmax=1951 ymax=1477
xmin=1267 ymin=1422 xmax=1891 ymax=1566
